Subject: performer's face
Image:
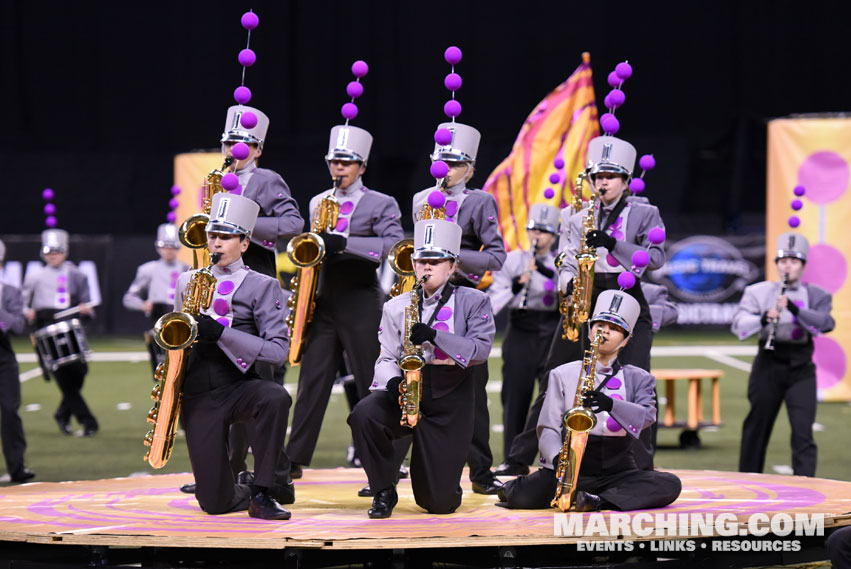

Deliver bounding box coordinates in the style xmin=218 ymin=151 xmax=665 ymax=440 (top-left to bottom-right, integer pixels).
xmin=776 ymin=257 xmax=804 ymax=284
xmin=593 ymin=173 xmax=628 ymax=206
xmin=590 ymin=320 xmax=629 ymax=355
xmin=327 ymin=159 xmax=365 ymax=189
xmin=443 ymin=161 xmax=474 ymax=187
xmin=158 ymin=247 xmax=179 ymax=262
xmin=222 ymin=142 xmax=261 ymax=171
xmin=207 ymin=232 xmax=249 ymax=267
xmin=43 ymin=251 xmax=67 ymax=267
xmin=527 ymin=229 xmax=556 ymax=252
xmin=414 ymin=258 xmax=456 ymax=295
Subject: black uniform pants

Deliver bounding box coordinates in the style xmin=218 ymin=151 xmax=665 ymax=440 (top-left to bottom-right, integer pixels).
xmin=0 ymin=352 xmax=27 ymax=478
xmin=466 ymin=362 xmax=494 ymax=482
xmin=182 ymin=379 xmax=291 ymax=515
xmin=52 ymin=361 xmax=98 ymax=430
xmin=348 ymin=370 xmax=475 ymax=514
xmin=287 ymin=286 xmax=382 ymax=466
xmin=500 ymin=311 xmax=559 ymax=458
xmin=739 ymin=349 xmax=817 ymax=477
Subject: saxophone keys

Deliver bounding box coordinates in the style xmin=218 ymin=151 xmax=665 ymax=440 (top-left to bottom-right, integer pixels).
xmin=143 ymin=430 xmax=154 ymax=447
xmin=147 ymin=405 xmax=159 ymax=424
xmin=150 ymin=383 xmax=162 ymax=401
xmin=154 ymin=363 xmax=165 ymax=382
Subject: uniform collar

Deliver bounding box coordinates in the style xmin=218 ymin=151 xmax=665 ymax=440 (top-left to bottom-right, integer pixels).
xmin=422 ymin=282 xmax=449 ymax=304
xmin=236 ymin=162 xmax=257 ymax=176
xmin=336 ymin=178 xmax=364 ymax=197
xmin=595 ymin=358 xmax=617 ymax=376
xmin=212 ymin=258 xmax=245 ymax=276
xmin=445 ymin=181 xmax=467 ymax=197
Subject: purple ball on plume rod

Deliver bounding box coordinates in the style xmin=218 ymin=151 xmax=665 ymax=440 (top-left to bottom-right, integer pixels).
xmin=629 ymin=178 xmax=645 ymax=193
xmin=341 ymin=102 xmax=359 ymax=120
xmin=607 ymin=88 xmax=625 ymax=108
xmin=240 ymin=111 xmax=258 ymax=129
xmin=793 ymin=185 xmax=806 ymax=197
xmin=241 ymin=11 xmax=259 ymax=30
xmin=238 ymin=49 xmax=256 ymax=67
xmin=444 ymin=99 xmax=462 ymax=118
xmin=632 ymin=249 xmax=649 ymax=268
xmin=617 ymin=271 xmax=636 ymax=289
xmin=231 ymin=185 xmax=243 ymax=196
xmin=791 ymin=199 xmax=803 ymax=211
xmin=444 ymin=46 xmax=462 ymax=65
xmin=430 ymin=160 xmax=450 ymax=179
xmin=788 ymin=215 xmax=800 ymax=228
xmin=427 ymin=190 xmax=446 ymax=209
xmin=553 ymin=157 xmax=565 ymax=169
xmin=46 ymin=216 xmax=58 ymax=228
xmin=222 ymin=173 xmax=240 ymax=191
xmin=346 ymin=81 xmax=364 ymax=99
xmin=234 ymin=86 xmax=252 ymax=105
xmin=607 ymin=71 xmax=621 ymax=88
xmin=167 ymin=211 xmax=177 ymax=223
xmin=544 ymin=188 xmax=555 ymax=199
xmin=42 ymin=188 xmax=55 ymax=201
xmin=171 ymin=185 xmax=181 ymax=196
xmin=168 ymin=198 xmax=180 ymax=210
xmin=44 ymin=203 xmax=56 ymax=215
xmin=444 ymin=73 xmax=462 ymax=92
xmin=434 ymin=128 xmax=453 ymax=146
xmin=351 ymin=60 xmax=369 ymax=78
xmin=615 ymin=61 xmax=633 ymax=80
xmin=639 ymin=155 xmax=656 ymax=170
xmin=232 ymin=142 xmax=251 ymax=161
xmin=549 ymin=172 xmax=561 ymax=185
xmin=647 ymin=226 xmax=666 ymax=245
xmin=600 ymin=113 xmax=620 ymax=135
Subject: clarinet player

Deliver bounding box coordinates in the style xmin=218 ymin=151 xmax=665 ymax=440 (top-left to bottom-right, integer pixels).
xmin=732 ymin=232 xmax=834 ymax=477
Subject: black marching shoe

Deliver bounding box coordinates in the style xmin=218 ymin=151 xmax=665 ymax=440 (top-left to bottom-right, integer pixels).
xmin=494 ymin=461 xmax=529 ymax=477
xmin=471 ymin=473 xmax=504 ymax=495
xmin=358 ymin=484 xmax=373 ymax=497
xmin=82 ymin=425 xmax=98 ymax=437
xmin=368 ymin=486 xmax=398 ymax=519
xmin=238 ymin=471 xmax=295 ymax=505
xmin=11 ymin=468 xmax=36 ymax=483
xmin=179 ymin=483 xmax=196 ymax=494
xmin=249 ymin=491 xmax=292 ymax=520
xmin=572 ymin=491 xmax=603 ymax=512
xmin=56 ymin=420 xmax=73 ymax=436
xmin=289 ymin=463 xmax=303 ymax=480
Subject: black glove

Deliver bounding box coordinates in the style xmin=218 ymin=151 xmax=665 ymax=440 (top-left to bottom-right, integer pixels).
xmin=551 ymin=453 xmax=561 ymax=471
xmin=585 ymin=230 xmax=616 ymax=250
xmin=564 ymin=279 xmax=574 ymax=297
xmin=583 ymin=390 xmax=614 ymax=413
xmin=195 ymin=314 xmax=224 ymax=343
xmin=386 ymin=376 xmax=403 ymax=404
xmin=535 ymin=258 xmax=555 ymax=279
xmin=787 ymin=301 xmax=800 ymax=316
xmin=318 ymin=232 xmax=347 ymax=254
xmin=511 ymin=275 xmax=524 ymax=295
xmin=410 ymin=322 xmax=437 ymax=345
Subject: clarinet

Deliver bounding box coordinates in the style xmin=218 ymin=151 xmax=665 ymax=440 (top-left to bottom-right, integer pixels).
xmin=763 ymin=273 xmax=789 ymax=351
xmin=517 ymin=239 xmax=539 ymax=310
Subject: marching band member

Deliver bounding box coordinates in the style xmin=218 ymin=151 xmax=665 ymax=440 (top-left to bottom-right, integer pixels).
xmin=0 ymin=239 xmax=35 ymax=482
xmin=123 ymin=223 xmax=189 ymax=372
xmin=286 ymin=124 xmax=404 ymax=477
xmin=348 ymin=218 xmax=495 ymax=518
xmin=486 ymin=204 xmax=560 ymax=461
xmin=732 ymin=232 xmax=834 ymax=477
xmin=411 ymin=121 xmax=506 ymax=495
xmin=220 ymin=105 xmax=304 ymax=277
xmin=22 ymin=229 xmax=99 ymax=437
xmin=498 ymin=290 xmax=681 ymax=511
xmin=176 ymin=192 xmax=293 ymax=520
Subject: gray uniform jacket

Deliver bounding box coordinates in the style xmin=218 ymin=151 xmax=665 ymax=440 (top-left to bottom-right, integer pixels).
xmin=123 ymin=258 xmax=190 ymax=310
xmin=0 ymin=283 xmax=26 ymax=336
xmin=557 ymin=196 xmax=666 ymax=292
xmin=237 ymin=164 xmax=304 ymax=251
xmin=309 ymin=179 xmax=404 ymax=264
xmin=412 ymin=183 xmax=507 ymax=285
xmin=731 ymin=280 xmax=834 ymax=343
xmin=372 ymin=285 xmax=495 ymax=398
xmin=174 ymin=258 xmax=288 ymax=375
xmin=23 ymin=262 xmax=91 ymax=314
xmin=537 ymin=360 xmax=656 ymax=469
xmin=488 ymin=249 xmax=559 ymax=315
xmin=641 ymin=282 xmax=679 ymax=332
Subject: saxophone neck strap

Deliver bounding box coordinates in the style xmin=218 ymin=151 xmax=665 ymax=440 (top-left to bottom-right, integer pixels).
xmin=597 ymin=195 xmax=629 ymax=232
xmin=596 ymin=361 xmax=622 ymax=391
xmin=419 ymin=283 xmax=456 ymax=327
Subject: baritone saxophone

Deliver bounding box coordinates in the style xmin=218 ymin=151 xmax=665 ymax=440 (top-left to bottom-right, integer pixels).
xmin=399 ymin=275 xmax=428 ymax=427
xmin=143 ymin=252 xmax=221 ymax=468
xmin=551 ymin=328 xmax=604 ymax=511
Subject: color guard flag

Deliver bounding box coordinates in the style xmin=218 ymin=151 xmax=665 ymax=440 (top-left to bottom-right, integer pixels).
xmin=483 ymin=53 xmax=599 ymax=251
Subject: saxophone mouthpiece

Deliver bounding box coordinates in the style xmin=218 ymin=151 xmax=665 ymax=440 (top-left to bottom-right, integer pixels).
xmin=333 ymin=176 xmax=343 ymax=189
xmin=223 ymin=156 xmax=235 ymax=169
xmin=210 ymin=252 xmax=223 ymax=266
xmin=422 ymin=275 xmax=430 ymax=282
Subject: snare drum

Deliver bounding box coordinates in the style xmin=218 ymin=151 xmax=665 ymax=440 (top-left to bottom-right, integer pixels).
xmin=31 ymin=318 xmax=92 ymax=372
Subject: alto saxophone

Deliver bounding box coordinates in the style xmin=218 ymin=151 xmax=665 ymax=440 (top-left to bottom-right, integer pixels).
xmin=562 ymin=175 xmax=598 ymax=341
xmin=179 ymin=157 xmax=235 ymax=269
xmin=285 ymin=176 xmax=342 ymax=366
xmin=143 ymin=252 xmax=221 ymax=468
xmin=551 ymin=328 xmax=604 ymax=511
xmin=399 ymin=275 xmax=428 ymax=427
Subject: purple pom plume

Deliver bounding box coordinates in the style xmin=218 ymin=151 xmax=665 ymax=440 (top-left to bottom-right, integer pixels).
xmin=444 ymin=73 xmax=462 ymax=91
xmin=615 ymin=61 xmax=633 ymax=81
xmin=549 ymin=172 xmax=561 ymax=185
xmin=241 ymin=11 xmax=259 ymax=30
xmin=444 ymin=99 xmax=462 ymax=118
xmin=788 ymin=216 xmax=801 ymax=228
xmin=428 ymin=190 xmax=446 ymax=209
xmin=240 ymin=111 xmax=258 ymax=129
xmin=430 ymin=160 xmax=450 ymax=179
xmin=171 ymin=185 xmax=181 ymax=196
xmin=794 ymin=185 xmax=806 ymax=197
xmin=647 ymin=227 xmax=666 ymax=245
xmin=346 ymin=81 xmax=364 ymax=99
xmin=232 ymin=142 xmax=251 ymax=161
xmin=607 ymin=71 xmax=621 ymax=88
xmin=617 ymin=271 xmax=636 ymax=289
xmin=632 ymin=250 xmax=649 ymax=268
xmin=553 ymin=157 xmax=565 ymax=170
xmin=444 ymin=46 xmax=462 ymax=65
xmin=600 ymin=113 xmax=620 ymax=135
xmin=46 ymin=216 xmax=58 ymax=228
xmin=222 ymin=173 xmax=240 ymax=191
xmin=629 ymin=178 xmax=646 ymax=193
xmin=341 ymin=102 xmax=359 ymax=120
xmin=341 ymin=60 xmax=368 ymax=123
xmin=238 ymin=49 xmax=256 ymax=67
xmin=434 ymin=128 xmax=453 ymax=146
xmin=234 ymin=86 xmax=252 ymax=105
xmin=607 ymin=88 xmax=625 ymax=109
xmin=544 ymin=188 xmax=555 ymax=199
xmin=351 ymin=60 xmax=369 ymax=78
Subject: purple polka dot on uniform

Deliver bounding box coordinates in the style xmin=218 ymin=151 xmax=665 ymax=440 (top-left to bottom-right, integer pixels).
xmin=606 ymin=377 xmax=622 ymax=389
xmin=340 ymin=201 xmax=354 ymax=215
xmin=445 ymin=200 xmax=459 ymax=217
xmin=611 ymin=394 xmax=624 ymax=400
xmin=436 ymin=306 xmax=453 ymax=321
xmin=213 ymin=298 xmax=230 ymax=316
xmin=169 ymin=293 xmax=175 ymax=300
xmin=611 ymin=230 xmax=624 ymax=240
xmin=433 ymin=322 xmax=449 ymax=331
xmin=607 ymin=254 xmax=619 ymax=267
xmin=335 ymin=218 xmax=348 ymax=232
xmin=216 ymin=317 xmax=230 ymax=327
xmin=434 ymin=347 xmax=449 ymax=360
xmin=57 ymin=286 xmax=66 ymax=293
xmin=606 ymin=417 xmax=623 ymax=432
xmin=57 ymin=275 xmax=67 ymax=283
xmin=794 ymin=300 xmax=805 ymax=308
xmin=58 ymin=297 xmax=66 ymax=304
xmin=791 ymin=327 xmax=805 ymax=340
xmin=611 ymin=217 xmax=623 ymax=229
xmin=542 ymin=293 xmax=555 ymax=306
xmin=170 ymin=271 xmax=180 ymax=279
xmin=543 ymin=280 xmax=555 ymax=292
xmin=446 ymin=217 xmax=455 ymax=222
xmin=218 ymin=280 xmax=235 ymax=295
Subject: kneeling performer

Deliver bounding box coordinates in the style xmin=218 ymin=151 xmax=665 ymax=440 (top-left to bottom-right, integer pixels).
xmin=176 ymin=192 xmax=294 ymax=520
xmin=498 ymin=290 xmax=681 ymax=512
xmin=348 ymin=219 xmax=495 ymax=518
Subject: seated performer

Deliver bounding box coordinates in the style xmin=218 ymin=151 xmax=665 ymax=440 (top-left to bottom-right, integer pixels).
xmin=0 ymin=239 xmax=36 ymax=482
xmin=22 ymin=229 xmax=99 ymax=437
xmin=732 ymin=232 xmax=834 ymax=477
xmin=486 ymin=203 xmax=560 ymax=462
xmin=348 ymin=218 xmax=495 ymax=518
xmin=498 ymin=290 xmax=681 ymax=511
xmin=175 ymin=192 xmax=293 ymax=520
xmin=123 ymin=223 xmax=189 ymax=373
